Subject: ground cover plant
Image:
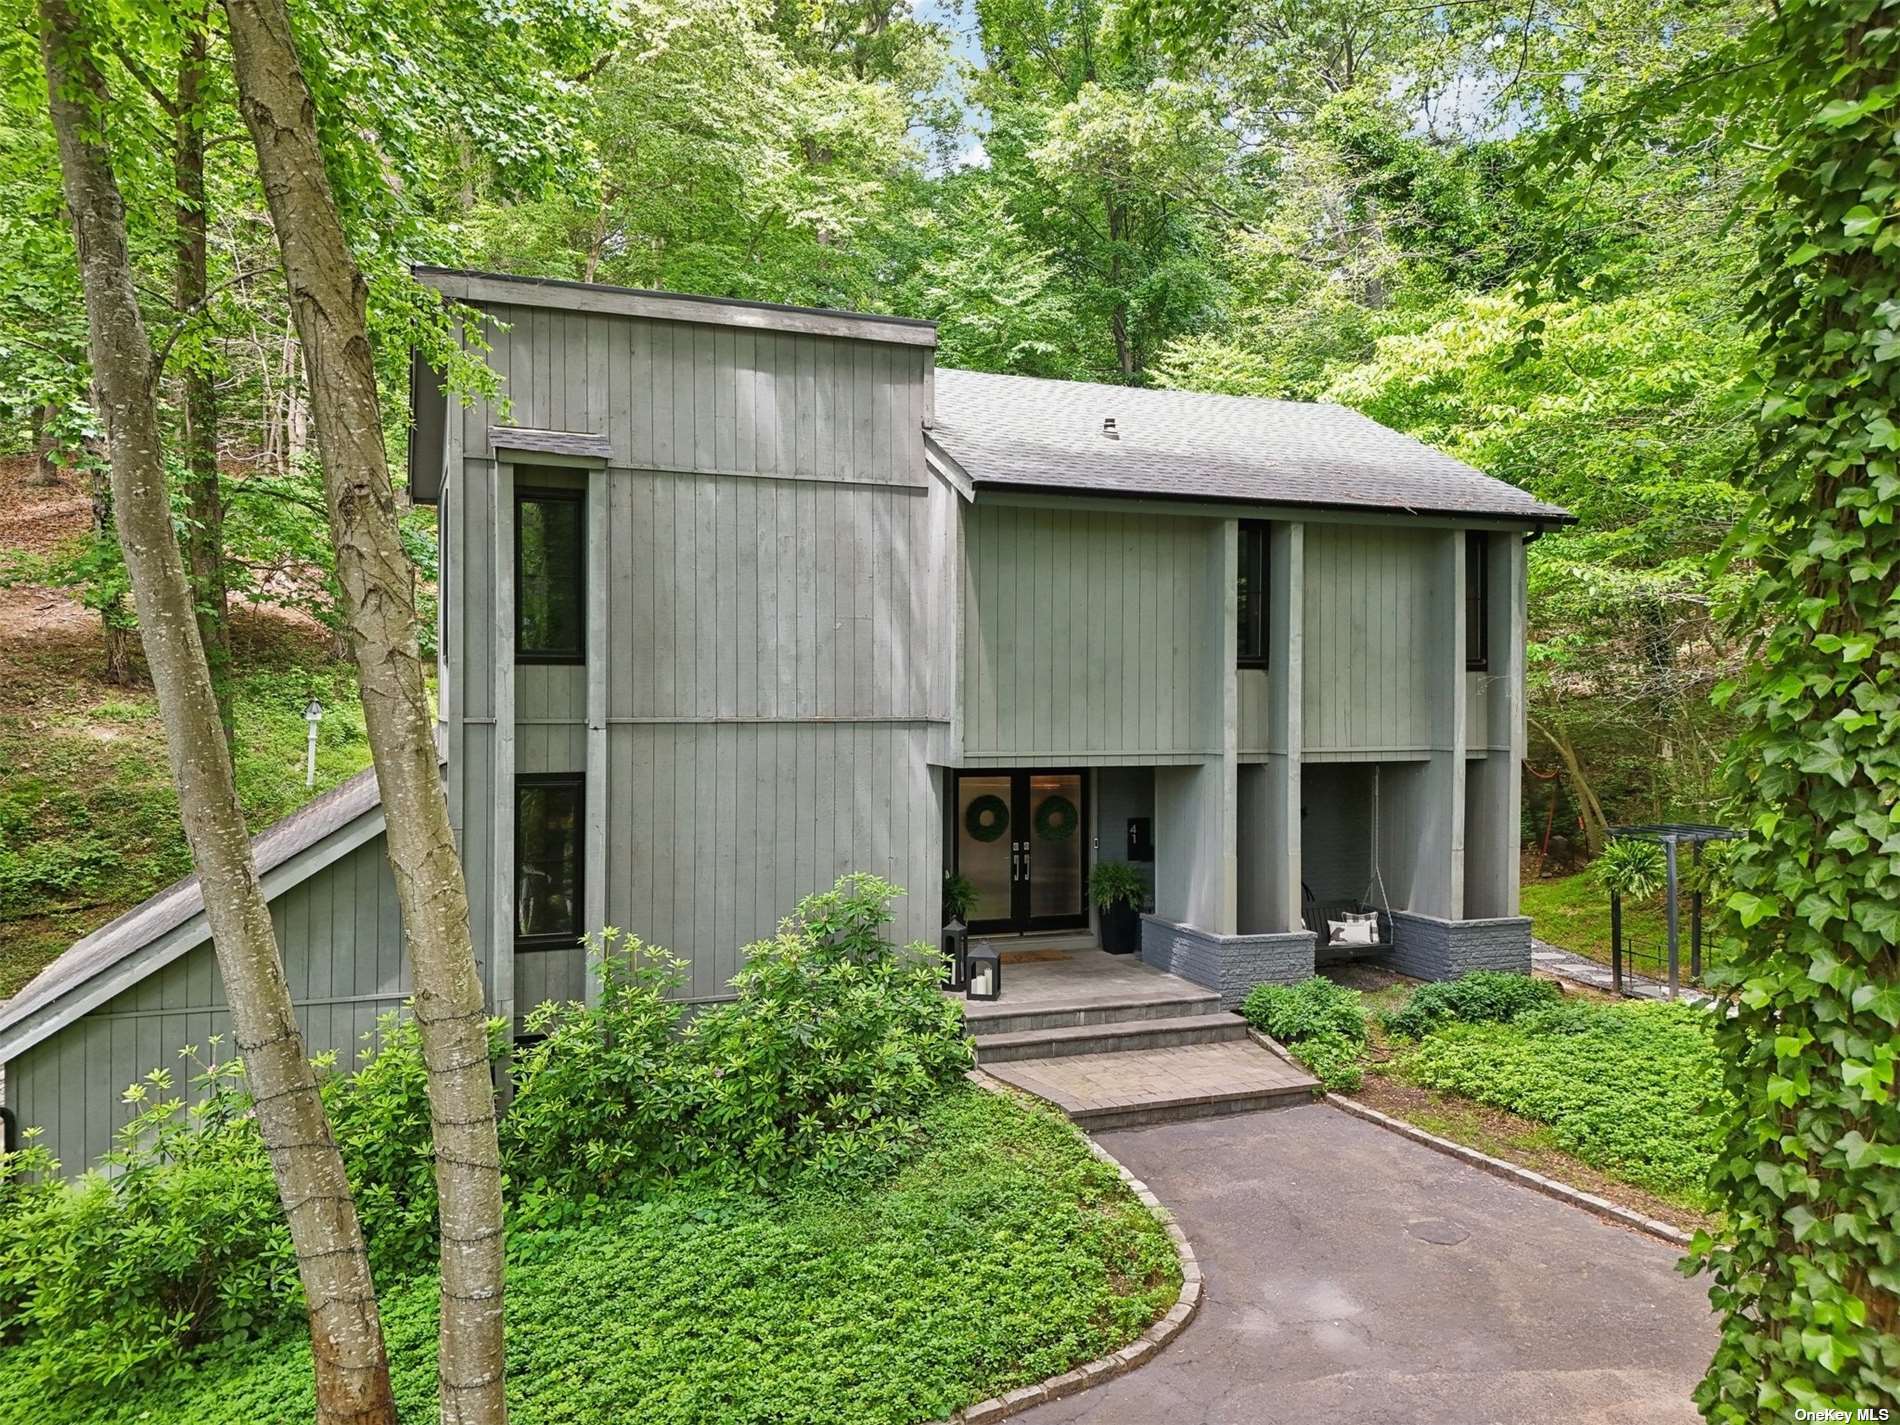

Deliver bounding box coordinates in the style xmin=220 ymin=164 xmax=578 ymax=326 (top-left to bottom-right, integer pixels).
xmin=0 ymin=876 xmax=976 ymax=1390
xmin=1240 ymin=975 xmax=1367 ymax=1090
xmin=0 ymin=1088 xmax=1178 ymax=1425
xmin=1393 ymin=999 xmax=1727 ymax=1207
xmin=1379 ymin=970 xmax=1561 ymax=1041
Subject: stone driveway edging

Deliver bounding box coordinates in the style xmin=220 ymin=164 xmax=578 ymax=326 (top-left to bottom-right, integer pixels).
xmin=936 ymin=1073 xmax=1203 ymax=1425
xmin=1243 ymin=1029 xmax=1693 ymax=1249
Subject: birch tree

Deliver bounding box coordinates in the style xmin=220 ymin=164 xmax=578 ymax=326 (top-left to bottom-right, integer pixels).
xmin=34 ymin=1 xmax=395 ymax=1421
xmin=222 ymin=0 xmax=509 ymax=1419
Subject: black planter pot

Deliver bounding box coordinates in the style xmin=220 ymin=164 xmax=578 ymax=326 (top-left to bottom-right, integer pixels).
xmin=1100 ymin=901 xmax=1141 ymax=955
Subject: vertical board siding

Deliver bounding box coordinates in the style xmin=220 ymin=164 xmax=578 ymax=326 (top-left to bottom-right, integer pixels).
xmin=11 ymin=839 xmax=409 ymax=1175
xmin=1237 ymin=669 xmax=1273 ymax=754
xmin=961 ymin=504 xmax=1218 ymax=758
xmin=463 ymin=309 xmax=927 ymax=490
xmin=1465 ymin=671 xmax=1490 ymax=750
xmin=1301 ymin=524 xmax=1438 ymax=754
xmin=618 ymin=473 xmax=938 ymax=721
xmin=602 ymin=724 xmax=941 ymax=998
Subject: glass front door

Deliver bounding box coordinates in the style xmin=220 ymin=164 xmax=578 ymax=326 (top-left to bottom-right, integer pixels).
xmin=954 ymin=770 xmax=1089 ymax=933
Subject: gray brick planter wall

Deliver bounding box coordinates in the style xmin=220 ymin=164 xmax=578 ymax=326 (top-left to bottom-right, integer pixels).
xmin=1385 ymin=911 xmax=1532 ymax=981
xmin=1140 ymin=916 xmax=1316 ymax=1009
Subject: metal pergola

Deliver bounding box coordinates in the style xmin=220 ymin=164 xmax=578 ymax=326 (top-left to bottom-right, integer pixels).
xmin=1605 ymin=823 xmax=1742 ymax=998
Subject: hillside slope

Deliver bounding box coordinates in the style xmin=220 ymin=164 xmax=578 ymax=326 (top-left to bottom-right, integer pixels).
xmin=0 ymin=457 xmax=374 ymax=999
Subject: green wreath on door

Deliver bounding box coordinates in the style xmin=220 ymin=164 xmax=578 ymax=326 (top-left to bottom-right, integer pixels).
xmin=964 ymin=794 xmax=1010 ymax=843
xmin=1033 ymin=794 xmax=1079 ymax=843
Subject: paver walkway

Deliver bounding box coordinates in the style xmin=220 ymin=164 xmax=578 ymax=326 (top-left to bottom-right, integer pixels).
xmin=1532 ymin=937 xmax=1708 ymax=1003
xmin=1020 ymin=1103 xmax=1716 ymax=1425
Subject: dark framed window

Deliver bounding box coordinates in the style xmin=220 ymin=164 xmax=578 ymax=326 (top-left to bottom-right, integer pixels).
xmin=1466 ymin=530 xmax=1490 ymax=672
xmin=516 ymin=488 xmax=584 ymax=663
xmin=1237 ymin=520 xmax=1269 ymax=669
xmin=515 ymin=774 xmax=583 ymax=948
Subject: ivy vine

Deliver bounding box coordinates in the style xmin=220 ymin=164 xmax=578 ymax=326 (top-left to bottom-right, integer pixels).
xmin=1683 ymin=0 xmax=1900 ymax=1414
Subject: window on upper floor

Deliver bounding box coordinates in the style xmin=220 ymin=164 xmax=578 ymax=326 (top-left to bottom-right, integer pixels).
xmin=517 ymin=488 xmax=584 ymax=663
xmin=1466 ymin=530 xmax=1490 ymax=672
xmin=516 ymin=775 xmax=583 ymax=947
xmin=1238 ymin=520 xmax=1269 ymax=669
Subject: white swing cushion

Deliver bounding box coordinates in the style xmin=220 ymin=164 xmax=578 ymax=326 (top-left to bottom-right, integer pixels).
xmin=1328 ymin=912 xmax=1380 ymax=947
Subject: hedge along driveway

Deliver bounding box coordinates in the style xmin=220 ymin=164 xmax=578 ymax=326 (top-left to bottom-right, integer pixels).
xmin=4 ymin=1089 xmax=1180 ymax=1425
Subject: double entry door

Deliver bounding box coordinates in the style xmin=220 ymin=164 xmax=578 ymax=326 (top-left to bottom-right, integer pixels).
xmin=954 ymin=771 xmax=1088 ymax=934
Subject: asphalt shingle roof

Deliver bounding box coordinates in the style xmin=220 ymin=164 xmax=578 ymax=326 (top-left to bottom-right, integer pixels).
xmin=0 ymin=769 xmax=385 ymax=1044
xmin=930 ymin=369 xmax=1570 ymax=522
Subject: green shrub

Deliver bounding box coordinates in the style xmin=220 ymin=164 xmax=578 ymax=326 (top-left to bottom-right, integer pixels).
xmin=1379 ymin=970 xmax=1561 ymax=1040
xmin=1240 ymin=976 xmax=1366 ymax=1090
xmin=3 ymin=1089 xmax=1180 ymax=1425
xmin=679 ymin=874 xmax=974 ymax=1190
xmin=1396 ymin=1000 xmax=1726 ymax=1204
xmin=325 ymin=1017 xmax=511 ymax=1280
xmin=0 ymin=1052 xmax=300 ymax=1390
xmin=0 ymin=875 xmax=975 ymax=1390
xmin=1241 ymin=975 xmax=1366 ymax=1049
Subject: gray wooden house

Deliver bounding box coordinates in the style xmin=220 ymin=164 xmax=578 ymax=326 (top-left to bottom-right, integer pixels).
xmin=0 ymin=270 xmax=1569 ymax=1171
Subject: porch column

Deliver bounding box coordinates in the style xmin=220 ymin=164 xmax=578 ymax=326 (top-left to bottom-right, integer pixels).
xmin=1381 ymin=527 xmax=1466 ymax=920
xmin=1153 ymin=518 xmax=1239 ymax=935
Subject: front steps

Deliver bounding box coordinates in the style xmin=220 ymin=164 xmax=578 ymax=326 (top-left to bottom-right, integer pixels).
xmin=975 ymin=1010 xmax=1250 ymax=1062
xmin=966 ymin=955 xmax=1317 ymax=1128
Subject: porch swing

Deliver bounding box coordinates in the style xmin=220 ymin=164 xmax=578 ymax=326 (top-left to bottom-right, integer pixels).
xmin=1302 ymin=765 xmax=1397 ymax=964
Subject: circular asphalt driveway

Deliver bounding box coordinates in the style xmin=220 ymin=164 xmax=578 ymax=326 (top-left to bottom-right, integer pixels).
xmin=1021 ymin=1103 xmax=1717 ymax=1425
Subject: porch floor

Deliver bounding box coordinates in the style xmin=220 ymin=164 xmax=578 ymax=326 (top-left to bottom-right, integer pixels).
xmin=959 ymin=948 xmax=1212 ymax=1027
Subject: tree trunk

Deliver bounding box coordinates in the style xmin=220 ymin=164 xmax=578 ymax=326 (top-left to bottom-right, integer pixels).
xmin=222 ymin=4 xmax=509 ymax=1422
xmin=174 ymin=2 xmax=231 ymax=737
xmin=30 ymin=404 xmax=61 ymax=485
xmin=37 ymin=7 xmax=397 ymax=1423
xmin=85 ymin=460 xmax=134 ymax=685
xmin=1528 ymin=714 xmax=1609 ymax=857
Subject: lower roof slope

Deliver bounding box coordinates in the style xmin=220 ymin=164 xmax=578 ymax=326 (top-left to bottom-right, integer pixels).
xmin=0 ymin=769 xmax=386 ymax=1055
xmin=930 ymin=368 xmax=1570 ymax=523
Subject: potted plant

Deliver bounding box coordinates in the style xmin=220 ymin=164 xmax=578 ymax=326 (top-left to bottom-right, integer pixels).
xmin=1090 ymin=861 xmax=1146 ymax=954
xmin=942 ymin=870 xmax=977 ymax=926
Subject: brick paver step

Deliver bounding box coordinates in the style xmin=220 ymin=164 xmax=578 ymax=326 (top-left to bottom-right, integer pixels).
xmin=981 ymin=1039 xmax=1319 ymax=1130
xmin=974 ymin=1010 xmax=1250 ymax=1062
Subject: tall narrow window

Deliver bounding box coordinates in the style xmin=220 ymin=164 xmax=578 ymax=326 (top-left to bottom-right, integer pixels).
xmin=516 ymin=488 xmax=584 ymax=662
xmin=1237 ymin=520 xmax=1269 ymax=669
xmin=1466 ymin=530 xmax=1490 ymax=672
xmin=516 ymin=775 xmax=583 ymax=947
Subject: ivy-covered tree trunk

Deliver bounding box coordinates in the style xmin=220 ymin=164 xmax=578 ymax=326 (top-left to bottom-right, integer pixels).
xmin=83 ymin=461 xmax=133 ymax=685
xmin=1693 ymin=0 xmax=1900 ymax=1415
xmin=36 ymin=3 xmax=397 ymax=1422
xmin=221 ymin=2 xmax=510 ymax=1421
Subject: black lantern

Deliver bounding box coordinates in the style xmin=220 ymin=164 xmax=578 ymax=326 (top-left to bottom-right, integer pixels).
xmin=965 ymin=939 xmax=1002 ymax=1001
xmin=940 ymin=918 xmax=969 ymax=992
